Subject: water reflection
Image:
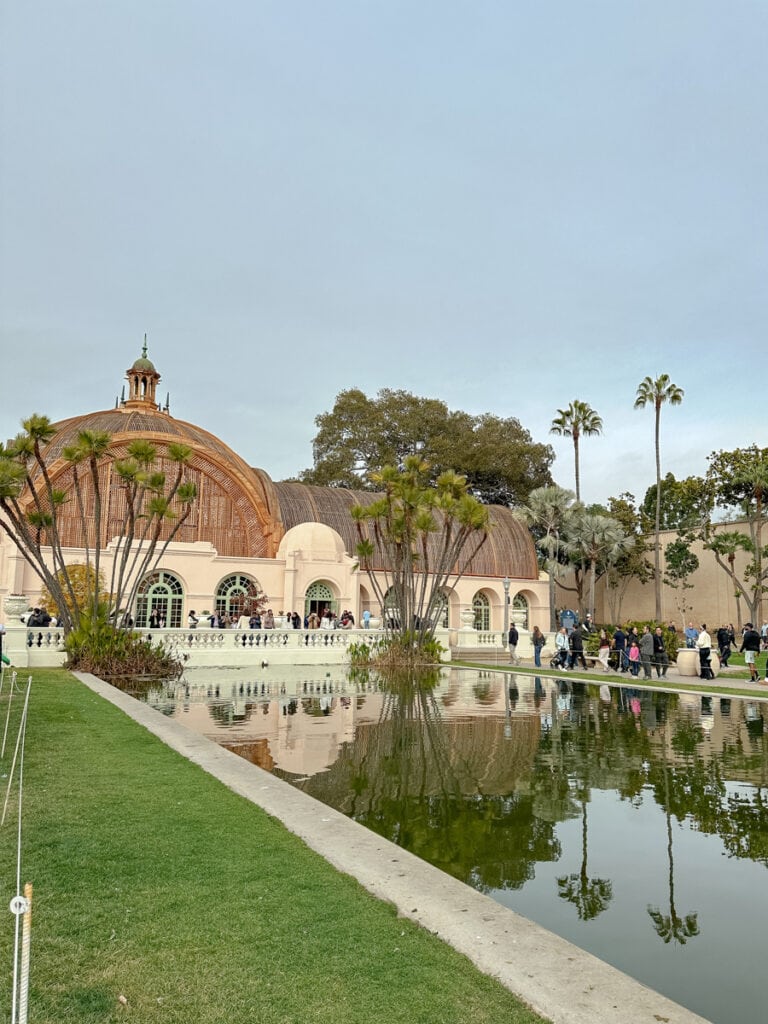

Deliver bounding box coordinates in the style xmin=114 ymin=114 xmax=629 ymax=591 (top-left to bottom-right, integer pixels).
xmin=143 ymin=667 xmax=768 ymax=1024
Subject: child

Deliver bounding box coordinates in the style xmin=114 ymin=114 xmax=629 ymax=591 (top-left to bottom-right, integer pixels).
xmin=628 ymin=640 xmax=640 ymax=677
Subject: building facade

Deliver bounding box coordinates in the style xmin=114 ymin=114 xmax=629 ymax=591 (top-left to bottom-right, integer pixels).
xmin=0 ymin=348 xmax=549 ymax=644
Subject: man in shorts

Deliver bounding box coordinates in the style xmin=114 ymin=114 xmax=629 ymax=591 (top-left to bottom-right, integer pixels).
xmin=740 ymin=622 xmax=761 ymax=682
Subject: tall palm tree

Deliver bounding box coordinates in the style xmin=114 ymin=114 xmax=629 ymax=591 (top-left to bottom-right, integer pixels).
xmin=550 ymin=401 xmax=602 ymax=503
xmin=634 ymin=375 xmax=684 ymax=620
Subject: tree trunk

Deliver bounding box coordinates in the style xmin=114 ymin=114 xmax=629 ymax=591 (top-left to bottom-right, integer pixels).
xmin=654 ymin=404 xmax=662 ymax=621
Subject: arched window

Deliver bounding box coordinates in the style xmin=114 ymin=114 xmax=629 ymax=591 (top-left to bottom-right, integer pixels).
xmin=136 ymin=570 xmax=184 ymax=628
xmin=513 ymin=594 xmax=529 ymax=629
xmin=472 ymin=592 xmax=490 ymax=631
xmin=305 ymin=581 xmax=336 ymax=618
xmin=215 ymin=574 xmax=265 ymax=618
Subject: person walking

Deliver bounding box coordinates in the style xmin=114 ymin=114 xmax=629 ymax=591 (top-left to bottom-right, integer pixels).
xmin=598 ymin=628 xmax=611 ymax=671
xmin=740 ymin=622 xmax=761 ymax=682
xmin=716 ymin=624 xmax=732 ymax=668
xmin=531 ymin=626 xmax=545 ymax=668
xmin=508 ymin=623 xmax=519 ymax=665
xmin=639 ymin=625 xmax=654 ymax=680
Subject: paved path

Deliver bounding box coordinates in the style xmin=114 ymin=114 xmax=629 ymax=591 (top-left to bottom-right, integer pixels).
xmin=75 ymin=670 xmax=712 ymax=1024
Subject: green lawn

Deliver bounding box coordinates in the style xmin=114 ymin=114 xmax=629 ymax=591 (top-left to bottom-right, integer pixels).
xmin=0 ymin=670 xmax=547 ymax=1024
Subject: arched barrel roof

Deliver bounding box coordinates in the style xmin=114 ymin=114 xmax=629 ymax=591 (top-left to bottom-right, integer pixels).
xmin=271 ymin=481 xmax=538 ymax=579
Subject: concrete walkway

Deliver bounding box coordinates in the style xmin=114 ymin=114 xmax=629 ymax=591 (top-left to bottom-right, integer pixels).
xmin=75 ymin=671 xmax=711 ymax=1024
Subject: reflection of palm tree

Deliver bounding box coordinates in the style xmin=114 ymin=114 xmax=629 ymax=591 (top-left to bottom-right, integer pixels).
xmin=647 ymin=731 xmax=699 ymax=945
xmin=556 ymin=701 xmax=613 ymax=920
xmin=557 ymin=799 xmax=613 ymax=920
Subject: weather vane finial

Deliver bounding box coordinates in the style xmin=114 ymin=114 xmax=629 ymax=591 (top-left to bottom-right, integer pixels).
xmin=142 ymin=332 xmax=148 ymax=359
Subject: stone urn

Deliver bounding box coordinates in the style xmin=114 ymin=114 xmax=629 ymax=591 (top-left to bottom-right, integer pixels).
xmin=460 ymin=609 xmax=476 ymax=628
xmin=368 ymin=616 xmax=381 ymax=630
xmin=4 ymin=595 xmax=29 ymax=620
xmin=676 ymin=648 xmax=720 ymax=679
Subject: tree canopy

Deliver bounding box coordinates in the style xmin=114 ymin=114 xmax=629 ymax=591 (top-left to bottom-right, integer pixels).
xmin=298 ymin=388 xmax=554 ymax=506
xmin=640 ymin=473 xmax=713 ymax=533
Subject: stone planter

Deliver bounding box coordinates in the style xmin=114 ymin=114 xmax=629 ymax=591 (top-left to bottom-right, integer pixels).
xmin=676 ymin=648 xmax=720 ymax=678
xmin=368 ymin=617 xmax=381 ymax=630
xmin=460 ymin=609 xmax=476 ymax=628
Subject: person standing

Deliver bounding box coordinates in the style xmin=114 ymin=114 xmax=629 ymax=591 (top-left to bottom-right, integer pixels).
xmin=652 ymin=627 xmax=669 ymax=678
xmin=740 ymin=622 xmax=761 ymax=682
xmin=568 ymin=624 xmax=587 ymax=671
xmin=628 ymin=639 xmax=641 ymax=676
xmin=531 ymin=626 xmax=545 ymax=668
xmin=508 ymin=623 xmax=519 ymax=665
xmin=362 ymin=609 xmax=371 ymax=629
xmin=696 ymin=624 xmax=714 ymax=680
xmin=684 ymin=622 xmax=699 ymax=648
xmin=612 ymin=625 xmax=628 ymax=672
xmin=555 ymin=626 xmax=569 ymax=668
xmin=639 ymin=625 xmax=654 ymax=680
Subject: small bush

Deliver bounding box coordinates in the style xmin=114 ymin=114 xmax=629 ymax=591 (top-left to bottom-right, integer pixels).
xmin=65 ymin=603 xmax=183 ymax=679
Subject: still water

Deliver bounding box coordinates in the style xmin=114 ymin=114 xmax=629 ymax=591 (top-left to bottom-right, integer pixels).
xmin=142 ymin=667 xmax=768 ymax=1024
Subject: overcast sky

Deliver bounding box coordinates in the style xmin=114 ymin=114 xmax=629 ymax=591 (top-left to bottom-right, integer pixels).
xmin=1 ymin=2 xmax=765 ymax=508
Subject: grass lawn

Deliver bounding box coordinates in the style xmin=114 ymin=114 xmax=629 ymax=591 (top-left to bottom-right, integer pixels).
xmin=0 ymin=670 xmax=547 ymax=1024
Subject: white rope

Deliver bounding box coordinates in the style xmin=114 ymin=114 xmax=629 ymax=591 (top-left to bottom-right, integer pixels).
xmin=1 ymin=670 xmax=17 ymax=758
xmin=9 ymin=677 xmax=31 ymax=1024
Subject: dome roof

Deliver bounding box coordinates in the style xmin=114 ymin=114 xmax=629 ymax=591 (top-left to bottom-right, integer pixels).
xmin=131 ymin=355 xmax=156 ymax=372
xmin=129 ymin=336 xmax=157 ymax=374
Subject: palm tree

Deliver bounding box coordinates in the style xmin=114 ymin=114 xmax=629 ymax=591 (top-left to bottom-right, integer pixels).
xmin=550 ymin=401 xmax=602 ymax=503
xmin=565 ymin=511 xmax=633 ymax=620
xmin=515 ymin=485 xmax=577 ymax=631
xmin=634 ymin=375 xmax=684 ymax=620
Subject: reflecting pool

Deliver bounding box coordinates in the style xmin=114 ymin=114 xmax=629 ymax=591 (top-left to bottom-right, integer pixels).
xmin=142 ymin=667 xmax=768 ymax=1024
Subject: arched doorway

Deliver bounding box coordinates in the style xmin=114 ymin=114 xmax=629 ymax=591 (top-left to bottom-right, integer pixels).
xmin=136 ymin=570 xmax=184 ymax=628
xmin=215 ymin=574 xmax=265 ymax=619
xmin=305 ymin=581 xmax=336 ymax=619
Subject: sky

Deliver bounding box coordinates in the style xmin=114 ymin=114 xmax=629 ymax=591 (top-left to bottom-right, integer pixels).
xmin=1 ymin=2 xmax=766 ymax=508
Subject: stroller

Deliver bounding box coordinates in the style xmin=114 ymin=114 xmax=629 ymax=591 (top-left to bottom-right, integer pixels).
xmin=550 ymin=648 xmax=568 ymax=670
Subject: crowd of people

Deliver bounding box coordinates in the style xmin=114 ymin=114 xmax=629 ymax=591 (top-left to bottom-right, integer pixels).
xmin=177 ymin=607 xmax=357 ymax=631
xmin=511 ymin=615 xmax=768 ymax=682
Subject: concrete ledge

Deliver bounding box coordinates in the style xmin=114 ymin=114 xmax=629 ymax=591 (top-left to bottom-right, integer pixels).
xmin=74 ymin=671 xmax=711 ymax=1024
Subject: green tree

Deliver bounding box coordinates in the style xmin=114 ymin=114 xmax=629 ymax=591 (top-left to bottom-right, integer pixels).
xmin=563 ymin=511 xmax=633 ymax=620
xmin=634 ymin=375 xmax=685 ymax=621
xmin=515 ymin=485 xmax=578 ymax=631
xmin=352 ymin=457 xmax=490 ymax=660
xmin=663 ymin=538 xmax=699 ymax=630
xmin=299 ymin=388 xmax=554 ymax=505
xmin=705 ymin=445 xmax=768 ymax=624
xmin=602 ymin=494 xmax=653 ymax=623
xmin=549 ymin=400 xmax=602 ymax=503
xmin=640 ymin=472 xmax=712 ymax=534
